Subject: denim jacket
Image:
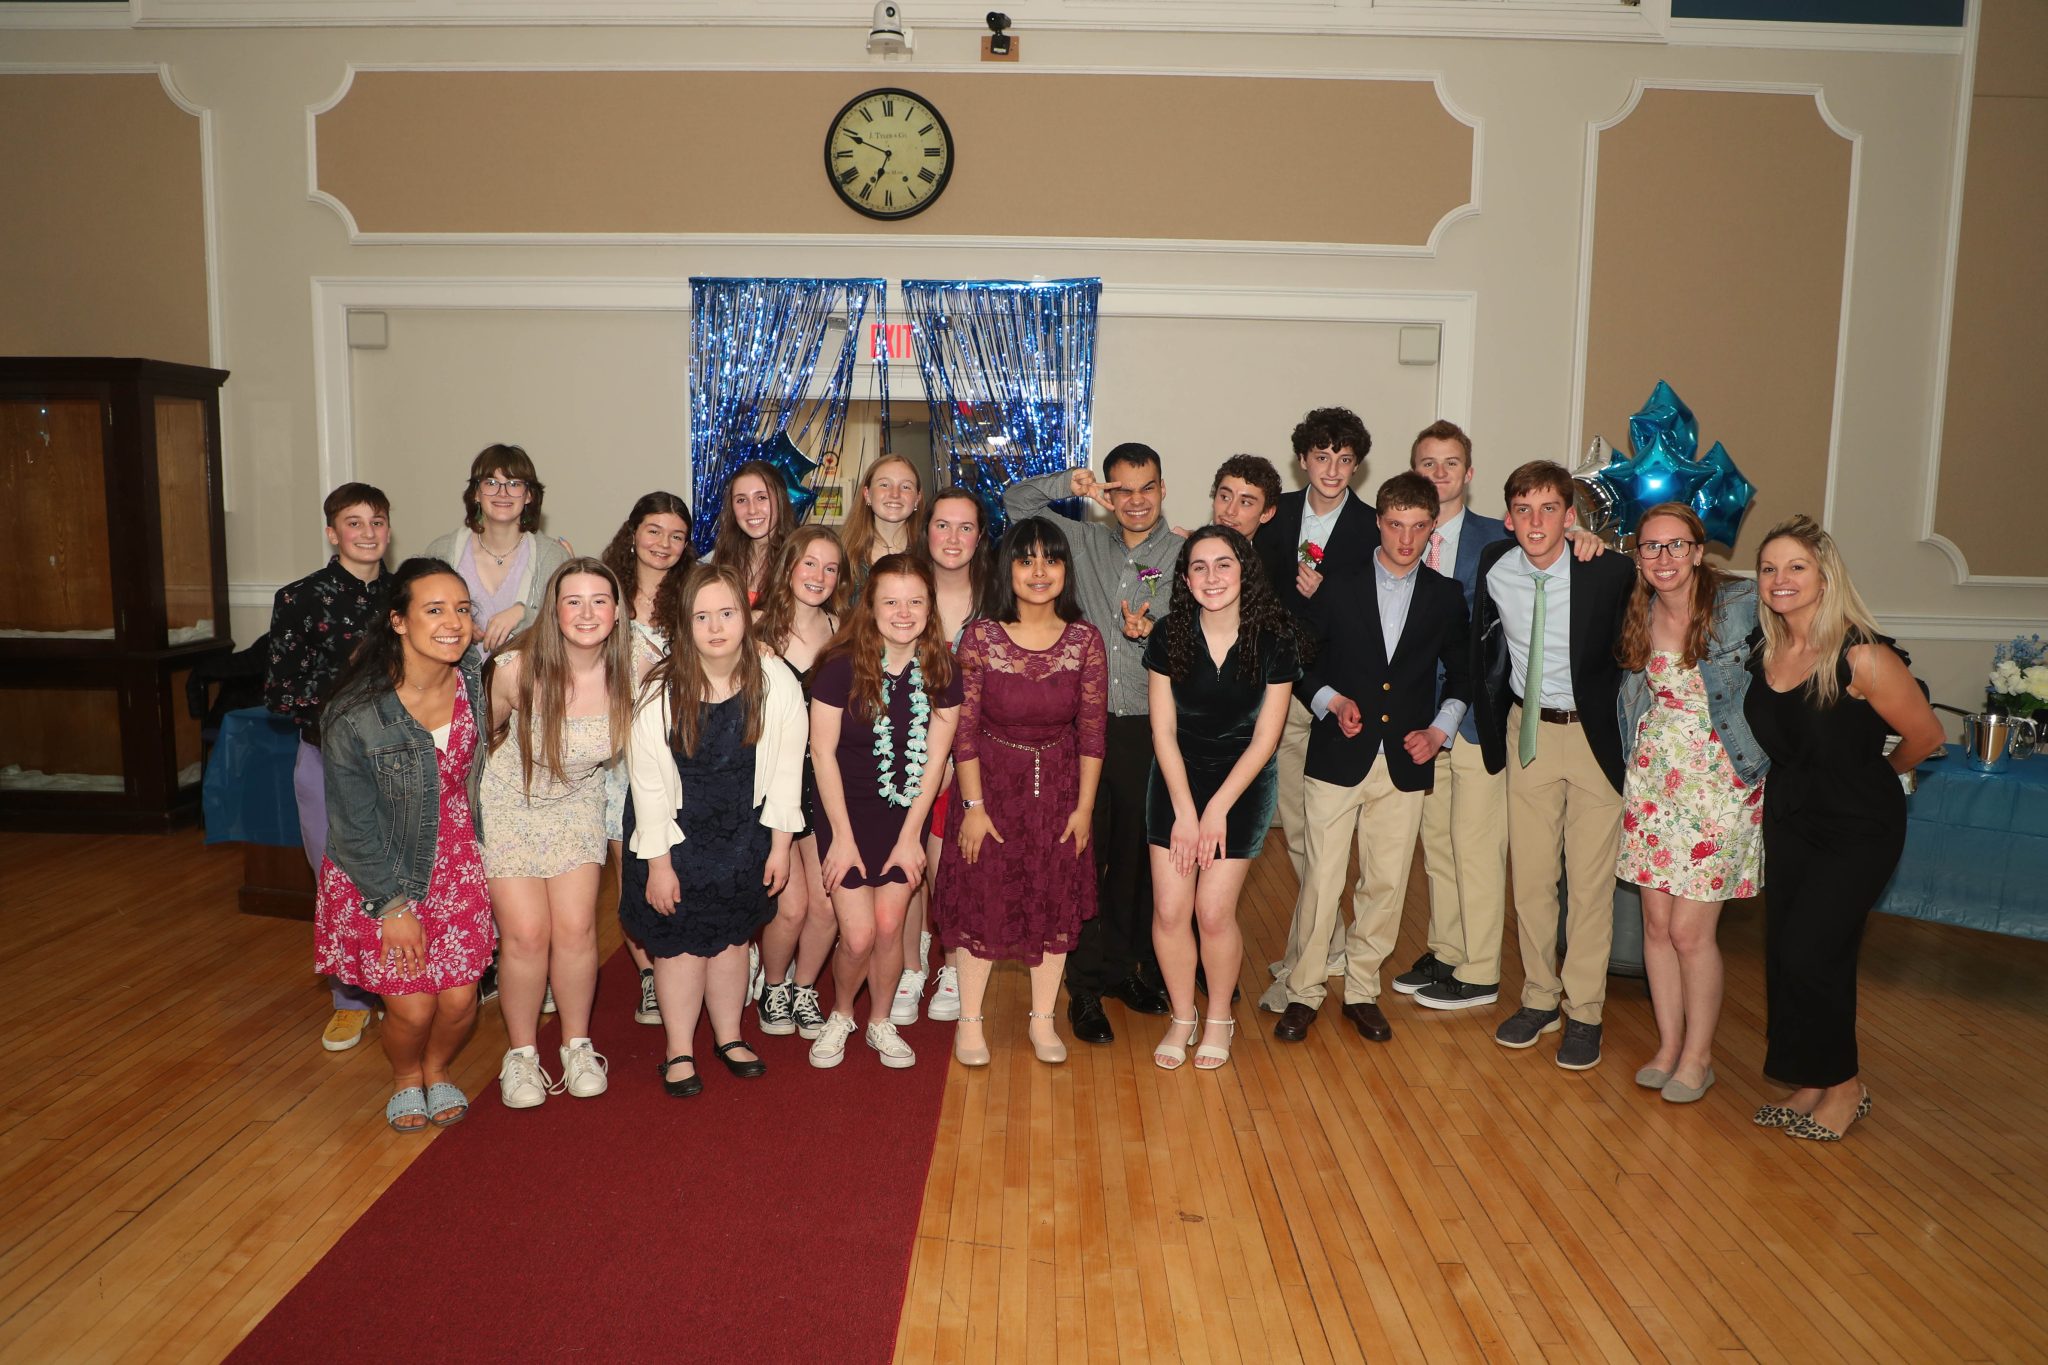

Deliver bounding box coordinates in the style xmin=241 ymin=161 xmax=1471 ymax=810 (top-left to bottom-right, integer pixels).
xmin=319 ymin=646 xmax=488 ymax=917
xmin=1616 ymin=577 xmax=1769 ymax=788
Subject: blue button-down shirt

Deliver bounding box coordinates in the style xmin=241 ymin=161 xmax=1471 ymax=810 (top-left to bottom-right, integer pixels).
xmin=1312 ymin=553 xmax=1467 ymax=750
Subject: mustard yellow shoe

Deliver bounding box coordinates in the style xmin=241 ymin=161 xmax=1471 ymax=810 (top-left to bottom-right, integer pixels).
xmin=321 ymin=1008 xmax=375 ymax=1053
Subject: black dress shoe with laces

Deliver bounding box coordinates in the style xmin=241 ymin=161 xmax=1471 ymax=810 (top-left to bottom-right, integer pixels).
xmin=1069 ymin=995 xmax=1115 ymax=1045
xmin=1103 ymin=974 xmax=1170 ymax=1016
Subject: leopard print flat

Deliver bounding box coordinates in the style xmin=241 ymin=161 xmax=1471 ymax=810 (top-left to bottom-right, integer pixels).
xmin=1784 ymin=1089 xmax=1872 ymax=1143
xmin=1753 ymin=1104 xmax=1800 ymax=1128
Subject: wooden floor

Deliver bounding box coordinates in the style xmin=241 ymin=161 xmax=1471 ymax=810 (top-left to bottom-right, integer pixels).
xmin=3 ymin=831 xmax=2047 ymax=1364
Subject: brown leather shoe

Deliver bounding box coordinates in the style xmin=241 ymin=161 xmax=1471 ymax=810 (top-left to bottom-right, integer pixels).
xmin=1273 ymin=1002 xmax=1317 ymax=1042
xmin=1341 ymin=1001 xmax=1392 ymax=1042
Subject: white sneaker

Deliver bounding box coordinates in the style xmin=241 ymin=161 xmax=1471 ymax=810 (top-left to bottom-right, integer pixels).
xmin=809 ymin=1012 xmax=857 ymax=1069
xmin=890 ymin=968 xmax=928 ymax=1026
xmin=557 ymin=1038 xmax=608 ymax=1098
xmin=498 ymin=1046 xmax=551 ymax=1109
xmin=865 ymin=1019 xmax=916 ymax=1069
xmin=541 ymin=984 xmax=556 ymax=1014
xmin=748 ymin=942 xmax=765 ymax=1002
xmin=927 ymin=964 xmax=961 ymax=1021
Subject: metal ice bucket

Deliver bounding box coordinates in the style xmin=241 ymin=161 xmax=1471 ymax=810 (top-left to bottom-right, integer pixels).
xmin=1962 ymin=712 xmax=2037 ymax=773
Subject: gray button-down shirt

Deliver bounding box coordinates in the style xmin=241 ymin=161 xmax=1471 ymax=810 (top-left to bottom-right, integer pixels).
xmin=1004 ymin=470 xmax=1184 ymax=717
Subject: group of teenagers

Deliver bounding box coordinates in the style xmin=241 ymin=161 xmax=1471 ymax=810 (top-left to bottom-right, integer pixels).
xmin=268 ymin=408 xmax=1946 ymax=1146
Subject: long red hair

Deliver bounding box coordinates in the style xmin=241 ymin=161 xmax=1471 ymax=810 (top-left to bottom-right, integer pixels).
xmin=822 ymin=553 xmax=954 ymax=723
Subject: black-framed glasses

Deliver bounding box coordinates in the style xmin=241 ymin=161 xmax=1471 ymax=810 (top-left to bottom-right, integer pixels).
xmin=479 ymin=477 xmax=528 ymax=495
xmin=1634 ymin=538 xmax=1697 ymax=559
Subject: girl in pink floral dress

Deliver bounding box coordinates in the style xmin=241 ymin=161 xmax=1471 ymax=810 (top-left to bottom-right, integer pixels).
xmin=314 ymin=558 xmax=497 ymax=1132
xmin=1614 ymin=505 xmax=1768 ymax=1105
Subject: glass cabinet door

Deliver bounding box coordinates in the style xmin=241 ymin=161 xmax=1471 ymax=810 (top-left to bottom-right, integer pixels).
xmin=154 ymin=395 xmax=220 ymax=646
xmin=0 ymin=398 xmax=116 ymax=640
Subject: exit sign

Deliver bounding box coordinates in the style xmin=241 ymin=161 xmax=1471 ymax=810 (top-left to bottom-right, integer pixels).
xmin=869 ymin=323 xmax=913 ymax=361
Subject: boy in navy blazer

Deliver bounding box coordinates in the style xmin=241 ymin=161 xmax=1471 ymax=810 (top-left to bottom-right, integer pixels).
xmin=1265 ymin=474 xmax=1471 ymax=1043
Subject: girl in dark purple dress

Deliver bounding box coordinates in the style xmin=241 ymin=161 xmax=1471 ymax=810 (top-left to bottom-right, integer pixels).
xmin=807 ymin=554 xmax=963 ymax=1070
xmin=933 ymin=517 xmax=1109 ymax=1068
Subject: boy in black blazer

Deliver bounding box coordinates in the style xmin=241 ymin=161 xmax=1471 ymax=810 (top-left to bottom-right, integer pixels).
xmin=1266 ymin=474 xmax=1471 ymax=1044
xmin=1253 ymin=407 xmax=1381 ymax=994
xmin=1469 ymin=460 xmax=1636 ymax=1071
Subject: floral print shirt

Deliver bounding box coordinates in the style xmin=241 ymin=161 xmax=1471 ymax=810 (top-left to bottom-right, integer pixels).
xmin=264 ymin=556 xmax=392 ymax=743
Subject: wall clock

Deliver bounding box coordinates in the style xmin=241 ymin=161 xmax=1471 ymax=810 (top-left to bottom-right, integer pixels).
xmin=824 ymin=88 xmax=954 ymax=221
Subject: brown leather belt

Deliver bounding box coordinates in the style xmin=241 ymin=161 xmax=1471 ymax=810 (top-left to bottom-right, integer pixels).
xmin=1511 ymin=695 xmax=1581 ymax=725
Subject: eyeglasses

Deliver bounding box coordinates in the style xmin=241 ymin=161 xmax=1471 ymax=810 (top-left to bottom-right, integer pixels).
xmin=1634 ymin=539 xmax=1697 ymax=559
xmin=479 ymin=478 xmax=528 ymax=495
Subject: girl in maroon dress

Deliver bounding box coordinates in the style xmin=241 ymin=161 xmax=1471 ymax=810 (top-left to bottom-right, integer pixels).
xmin=933 ymin=517 xmax=1109 ymax=1068
xmin=808 ymin=554 xmax=963 ymax=1070
xmin=313 ymin=559 xmax=495 ymax=1132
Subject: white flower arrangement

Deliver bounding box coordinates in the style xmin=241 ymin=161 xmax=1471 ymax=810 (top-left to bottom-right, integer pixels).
xmin=1988 ymin=634 xmax=2048 ymax=716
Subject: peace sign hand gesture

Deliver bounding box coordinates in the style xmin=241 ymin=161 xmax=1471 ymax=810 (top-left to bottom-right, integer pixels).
xmin=1069 ymin=468 xmax=1125 ymax=512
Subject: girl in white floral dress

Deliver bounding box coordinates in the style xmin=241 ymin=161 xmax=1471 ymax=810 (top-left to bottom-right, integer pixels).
xmin=1615 ymin=504 xmax=1769 ymax=1105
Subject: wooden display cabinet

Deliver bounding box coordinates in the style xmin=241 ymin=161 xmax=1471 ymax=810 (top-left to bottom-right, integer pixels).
xmin=0 ymin=358 xmax=232 ymax=831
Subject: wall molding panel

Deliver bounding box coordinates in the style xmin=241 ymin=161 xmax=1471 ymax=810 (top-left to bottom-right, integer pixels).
xmin=305 ymin=63 xmax=1481 ymax=255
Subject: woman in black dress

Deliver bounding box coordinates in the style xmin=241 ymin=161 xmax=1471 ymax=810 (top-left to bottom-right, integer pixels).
xmin=1145 ymin=526 xmax=1306 ymax=1070
xmin=622 ymin=564 xmax=807 ymax=1097
xmin=1743 ymin=516 xmax=1943 ymax=1141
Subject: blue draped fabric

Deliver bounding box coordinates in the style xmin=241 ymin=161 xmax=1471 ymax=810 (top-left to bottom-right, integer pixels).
xmin=899 ymin=279 xmax=1101 ymax=532
xmin=688 ymin=277 xmax=889 ymax=557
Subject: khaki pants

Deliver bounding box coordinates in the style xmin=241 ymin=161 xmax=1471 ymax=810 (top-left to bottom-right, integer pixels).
xmin=1272 ymin=696 xmax=1313 ymax=888
xmin=1506 ymin=705 xmax=1623 ymax=1024
xmin=1283 ymin=764 xmax=1426 ymax=1009
xmin=1419 ymin=740 xmax=1509 ymax=985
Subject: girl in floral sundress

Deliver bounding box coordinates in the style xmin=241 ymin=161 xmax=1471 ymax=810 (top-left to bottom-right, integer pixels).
xmin=1614 ymin=503 xmax=1770 ymax=1105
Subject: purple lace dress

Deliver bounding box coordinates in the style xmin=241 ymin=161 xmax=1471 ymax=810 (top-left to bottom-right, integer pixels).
xmin=934 ymin=618 xmax=1109 ymax=964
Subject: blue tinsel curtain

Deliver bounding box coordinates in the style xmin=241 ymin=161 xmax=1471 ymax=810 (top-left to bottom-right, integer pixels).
xmin=688 ymin=277 xmax=890 ymax=557
xmin=899 ymin=279 xmax=1101 ymax=533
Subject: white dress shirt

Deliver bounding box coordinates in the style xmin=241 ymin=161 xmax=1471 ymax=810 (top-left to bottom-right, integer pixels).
xmin=1432 ymin=507 xmax=1467 ymax=575
xmin=1299 ymin=488 xmax=1349 ymax=553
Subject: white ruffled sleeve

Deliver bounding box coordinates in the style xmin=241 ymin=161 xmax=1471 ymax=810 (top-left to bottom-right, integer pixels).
xmin=627 ymin=685 xmax=685 ymax=858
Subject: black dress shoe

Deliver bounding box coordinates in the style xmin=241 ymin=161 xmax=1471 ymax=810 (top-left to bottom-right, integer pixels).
xmin=1069 ymin=995 xmax=1114 ymax=1045
xmin=1272 ymin=1001 xmax=1317 ymax=1042
xmin=1341 ymin=1001 xmax=1393 ymax=1042
xmin=715 ymin=1039 xmax=767 ymax=1079
xmin=661 ymin=1055 xmax=703 ymax=1098
xmin=1103 ymin=974 xmax=1170 ymax=1016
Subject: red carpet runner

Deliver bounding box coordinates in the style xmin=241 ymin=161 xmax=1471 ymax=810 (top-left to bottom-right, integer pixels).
xmin=231 ymin=948 xmax=951 ymax=1364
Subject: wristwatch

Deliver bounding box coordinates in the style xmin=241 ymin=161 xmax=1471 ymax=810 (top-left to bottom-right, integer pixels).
xmin=960 ymin=798 xmax=984 ymax=810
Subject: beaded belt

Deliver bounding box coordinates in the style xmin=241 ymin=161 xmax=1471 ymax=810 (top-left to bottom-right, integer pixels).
xmin=983 ymin=732 xmax=1065 ymax=798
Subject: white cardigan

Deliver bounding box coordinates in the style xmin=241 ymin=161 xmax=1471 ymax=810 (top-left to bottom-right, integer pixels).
xmin=627 ymin=654 xmax=806 ymax=859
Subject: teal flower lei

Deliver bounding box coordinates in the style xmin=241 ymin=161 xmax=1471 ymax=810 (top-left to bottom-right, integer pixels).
xmin=873 ymin=655 xmax=931 ymax=808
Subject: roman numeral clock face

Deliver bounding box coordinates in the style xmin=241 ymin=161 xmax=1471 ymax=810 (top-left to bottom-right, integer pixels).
xmin=825 ymin=88 xmax=954 ymax=221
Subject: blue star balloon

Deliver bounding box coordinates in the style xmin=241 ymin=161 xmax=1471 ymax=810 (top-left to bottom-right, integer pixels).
xmin=740 ymin=430 xmax=820 ymax=523
xmin=1594 ymin=441 xmax=1715 ymax=535
xmin=1629 ymin=379 xmax=1698 ymax=467
xmin=1691 ymin=440 xmax=1756 ymax=548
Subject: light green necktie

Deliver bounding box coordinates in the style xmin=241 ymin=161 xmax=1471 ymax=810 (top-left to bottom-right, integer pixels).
xmin=1519 ymin=571 xmax=1550 ymax=767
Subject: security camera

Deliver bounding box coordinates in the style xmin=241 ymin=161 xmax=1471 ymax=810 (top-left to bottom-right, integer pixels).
xmin=986 ymin=11 xmax=1012 ymax=55
xmin=868 ymin=1 xmax=913 ymax=55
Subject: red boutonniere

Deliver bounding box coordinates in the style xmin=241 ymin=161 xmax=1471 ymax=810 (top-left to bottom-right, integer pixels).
xmin=1298 ymin=540 xmax=1325 ymax=568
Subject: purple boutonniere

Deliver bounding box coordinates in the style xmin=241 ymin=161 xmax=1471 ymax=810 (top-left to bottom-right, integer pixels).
xmin=1137 ymin=566 xmax=1164 ymax=598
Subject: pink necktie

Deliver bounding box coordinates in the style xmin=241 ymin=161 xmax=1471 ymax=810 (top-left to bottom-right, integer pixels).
xmin=1427 ymin=531 xmax=1443 ymax=571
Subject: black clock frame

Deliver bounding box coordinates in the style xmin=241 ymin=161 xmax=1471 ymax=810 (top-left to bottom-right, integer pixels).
xmin=824 ymin=87 xmax=955 ymax=222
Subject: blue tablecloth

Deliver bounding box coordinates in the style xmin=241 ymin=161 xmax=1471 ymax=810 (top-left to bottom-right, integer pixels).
xmin=1876 ymin=744 xmax=2048 ymax=941
xmin=202 ymin=707 xmax=303 ymax=848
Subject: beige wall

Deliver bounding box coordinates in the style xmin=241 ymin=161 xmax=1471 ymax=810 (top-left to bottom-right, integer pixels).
xmin=0 ymin=72 xmax=209 ymax=366
xmin=1933 ymin=0 xmax=2048 ymax=579
xmin=1 ymin=19 xmax=2039 ymax=718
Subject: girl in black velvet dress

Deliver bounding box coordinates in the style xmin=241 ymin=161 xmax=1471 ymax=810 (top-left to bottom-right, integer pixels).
xmin=1742 ymin=517 xmax=1942 ymax=1142
xmin=1143 ymin=525 xmax=1307 ymax=1071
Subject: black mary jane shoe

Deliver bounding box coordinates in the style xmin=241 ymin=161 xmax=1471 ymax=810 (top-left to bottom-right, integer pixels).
xmin=715 ymin=1039 xmax=767 ymax=1079
xmin=661 ymin=1055 xmax=703 ymax=1098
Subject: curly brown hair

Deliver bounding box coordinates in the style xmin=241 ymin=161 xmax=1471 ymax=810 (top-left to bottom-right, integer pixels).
xmin=599 ymin=491 xmax=694 ymax=630
xmin=1161 ymin=525 xmax=1311 ymax=684
xmin=820 ymin=553 xmax=955 ymax=725
xmin=755 ymin=525 xmax=850 ymax=654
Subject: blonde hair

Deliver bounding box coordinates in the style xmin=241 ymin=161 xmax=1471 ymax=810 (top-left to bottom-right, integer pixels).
xmin=1755 ymin=514 xmax=1882 ymax=707
xmin=842 ymin=454 xmax=923 ymax=571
